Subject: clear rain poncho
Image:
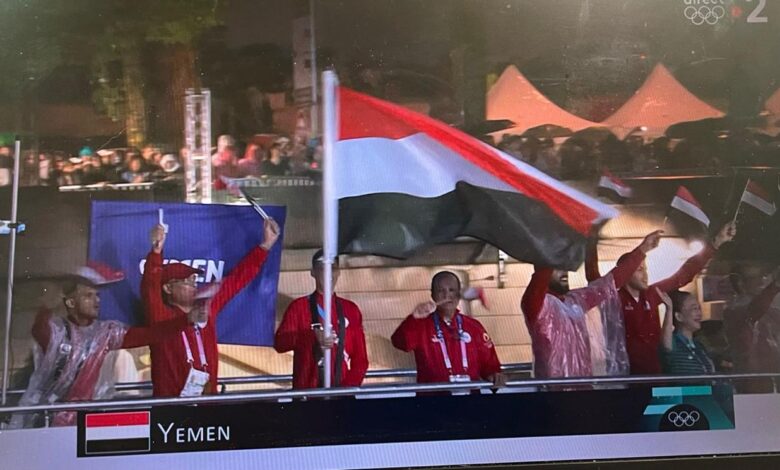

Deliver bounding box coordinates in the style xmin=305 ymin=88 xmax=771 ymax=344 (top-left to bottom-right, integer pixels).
xmin=9 ymin=315 xmax=128 ymax=428
xmin=587 ymin=279 xmax=631 ymax=377
xmin=529 ymin=273 xmax=629 ymax=378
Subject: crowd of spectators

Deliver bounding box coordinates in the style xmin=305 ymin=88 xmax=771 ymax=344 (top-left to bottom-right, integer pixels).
xmin=0 ymin=144 xmax=185 ymax=188
xmin=211 ymin=134 xmax=323 ymax=182
xmin=496 ymin=129 xmax=780 ymax=180
xmin=4 ymin=126 xmax=777 ymax=190
xmin=0 ymin=133 xmax=323 ymax=189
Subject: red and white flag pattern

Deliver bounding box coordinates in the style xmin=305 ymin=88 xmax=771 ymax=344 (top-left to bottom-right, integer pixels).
xmin=740 ymin=179 xmax=776 ymax=216
xmin=670 ymin=186 xmax=710 ymax=227
xmin=84 ymin=411 xmax=150 ymax=455
xmin=598 ymin=169 xmax=632 ymax=200
xmin=328 ymin=84 xmax=618 ymax=269
xmin=77 ymin=261 xmax=125 ymax=286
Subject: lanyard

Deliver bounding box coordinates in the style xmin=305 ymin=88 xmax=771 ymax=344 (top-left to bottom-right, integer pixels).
xmin=181 ymin=327 xmax=208 ymax=368
xmin=677 ymin=332 xmax=713 ymax=374
xmin=433 ymin=313 xmax=468 ymax=373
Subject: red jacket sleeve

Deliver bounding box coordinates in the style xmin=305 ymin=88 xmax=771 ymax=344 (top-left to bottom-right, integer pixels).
xmin=342 ymin=308 xmax=369 ymax=386
xmin=141 ymin=251 xmax=172 ymax=323
xmin=521 ymin=267 xmax=551 ymax=326
xmin=607 ymin=247 xmax=646 ymax=289
xmin=120 ymin=315 xmax=190 ymax=349
xmin=274 ymin=300 xmax=315 ymax=353
xmin=585 ymin=240 xmax=601 ymax=283
xmin=652 ymin=244 xmax=715 ymax=295
xmin=476 ymin=324 xmax=501 ymax=380
xmin=32 ymin=309 xmax=53 ymax=354
xmin=208 ymin=247 xmax=268 ymax=319
xmin=746 ymin=283 xmax=780 ymax=324
xmin=391 ymin=314 xmax=421 ymax=352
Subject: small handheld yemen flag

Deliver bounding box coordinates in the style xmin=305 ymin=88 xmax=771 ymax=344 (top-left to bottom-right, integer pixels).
xmin=84 ymin=411 xmax=150 ymax=455
xmin=325 ymin=76 xmax=617 ymax=270
xmin=670 ymin=186 xmax=710 ymax=227
xmin=740 ymin=179 xmax=776 ymax=216
xmin=598 ymin=169 xmax=632 ymax=201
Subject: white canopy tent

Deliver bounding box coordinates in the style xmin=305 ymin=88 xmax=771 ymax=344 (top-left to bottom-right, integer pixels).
xmin=601 ymin=64 xmax=724 ymax=139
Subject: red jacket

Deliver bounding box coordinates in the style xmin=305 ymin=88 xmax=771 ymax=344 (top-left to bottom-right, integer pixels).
xmin=274 ymin=292 xmax=369 ymax=389
xmin=586 ymin=243 xmax=715 ymax=374
xmin=141 ymin=247 xmax=268 ymax=397
xmin=391 ymin=310 xmax=501 ymax=384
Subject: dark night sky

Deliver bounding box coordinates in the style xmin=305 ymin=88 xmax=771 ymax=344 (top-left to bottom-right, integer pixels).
xmin=225 ymin=0 xmax=780 ymax=112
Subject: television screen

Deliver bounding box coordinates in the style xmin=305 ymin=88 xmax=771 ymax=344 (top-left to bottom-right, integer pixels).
xmin=1 ymin=1 xmax=779 ymax=468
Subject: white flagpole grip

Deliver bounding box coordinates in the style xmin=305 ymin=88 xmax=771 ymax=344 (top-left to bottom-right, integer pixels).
xmin=321 ymin=70 xmax=340 ymax=389
xmin=2 ymin=139 xmax=21 ymax=406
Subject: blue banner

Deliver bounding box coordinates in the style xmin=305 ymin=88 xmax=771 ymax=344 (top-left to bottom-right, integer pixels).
xmin=88 ymin=201 xmax=285 ymax=346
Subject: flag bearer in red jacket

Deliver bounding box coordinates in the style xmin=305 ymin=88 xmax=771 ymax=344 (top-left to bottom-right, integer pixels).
xmin=274 ymin=250 xmax=369 ymax=389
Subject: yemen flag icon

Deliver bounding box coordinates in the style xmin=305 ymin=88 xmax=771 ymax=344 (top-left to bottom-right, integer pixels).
xmin=84 ymin=411 xmax=150 ymax=455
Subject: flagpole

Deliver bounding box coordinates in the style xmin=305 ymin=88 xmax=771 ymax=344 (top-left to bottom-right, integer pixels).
xmin=732 ymin=179 xmax=749 ymax=225
xmin=321 ymin=70 xmax=339 ymax=389
xmin=2 ymin=138 xmax=21 ymax=406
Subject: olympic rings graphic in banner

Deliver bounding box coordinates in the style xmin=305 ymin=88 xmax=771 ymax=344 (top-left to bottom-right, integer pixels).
xmin=659 ymin=404 xmax=711 ymax=431
xmin=684 ymin=5 xmax=726 ymax=25
xmin=667 ymin=410 xmax=701 ymax=428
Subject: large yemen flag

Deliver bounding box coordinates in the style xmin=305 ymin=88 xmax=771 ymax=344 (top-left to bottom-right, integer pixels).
xmin=330 ymin=85 xmax=618 ymax=269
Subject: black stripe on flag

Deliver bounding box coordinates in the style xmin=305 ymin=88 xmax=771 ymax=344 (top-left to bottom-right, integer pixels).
xmin=85 ymin=437 xmax=150 ymax=455
xmin=338 ymin=181 xmax=587 ymax=270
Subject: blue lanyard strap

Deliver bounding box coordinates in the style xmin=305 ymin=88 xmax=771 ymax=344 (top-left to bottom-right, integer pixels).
xmin=433 ymin=313 xmax=468 ymax=373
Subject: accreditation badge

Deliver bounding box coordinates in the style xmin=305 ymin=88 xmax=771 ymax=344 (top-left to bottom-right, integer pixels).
xmin=180 ymin=367 xmax=210 ymax=397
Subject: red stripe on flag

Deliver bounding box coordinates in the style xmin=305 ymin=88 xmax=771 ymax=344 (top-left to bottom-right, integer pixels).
xmin=339 ymin=90 xmax=419 ymax=140
xmin=674 ymin=186 xmax=702 ymax=209
xmin=337 ymin=87 xmax=599 ymax=235
xmin=746 ymin=180 xmax=772 ymax=201
xmin=86 ymin=411 xmax=149 ymax=428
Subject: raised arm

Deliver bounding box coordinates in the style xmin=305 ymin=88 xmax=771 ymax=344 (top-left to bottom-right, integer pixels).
xmin=521 ymin=267 xmax=552 ymax=326
xmin=208 ymin=247 xmax=268 ymax=317
xmin=31 ymin=309 xmax=54 ymax=353
xmin=653 ymin=244 xmax=715 ymax=292
xmin=658 ymin=288 xmax=675 ymax=352
xmin=391 ymin=301 xmax=436 ymax=352
xmin=653 ymin=222 xmax=736 ymax=293
xmin=608 ymin=230 xmax=662 ymax=289
xmin=585 ymin=238 xmax=601 ymax=283
xmin=208 ymin=217 xmax=280 ymax=319
xmin=141 ymin=224 xmax=171 ymax=323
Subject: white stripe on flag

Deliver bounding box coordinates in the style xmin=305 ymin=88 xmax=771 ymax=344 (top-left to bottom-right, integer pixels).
xmin=85 ymin=424 xmax=150 ymax=442
xmin=671 ymin=196 xmax=710 ymax=226
xmin=741 ymin=191 xmax=776 ymax=216
xmin=334 ymin=133 xmax=617 ymax=222
xmin=598 ymin=176 xmax=632 ymax=198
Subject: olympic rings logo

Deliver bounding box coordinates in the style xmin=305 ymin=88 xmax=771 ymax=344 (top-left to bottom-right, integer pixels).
xmin=684 ymin=5 xmax=726 ymax=25
xmin=667 ymin=410 xmax=701 ymax=427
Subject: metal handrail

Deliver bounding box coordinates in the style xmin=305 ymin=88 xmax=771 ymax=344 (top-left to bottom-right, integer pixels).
xmin=2 ymin=362 xmax=534 ymax=396
xmin=1 ymin=372 xmax=777 ymax=415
